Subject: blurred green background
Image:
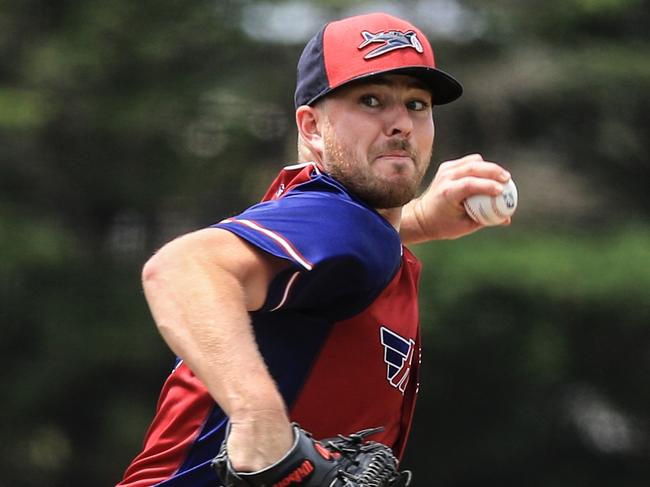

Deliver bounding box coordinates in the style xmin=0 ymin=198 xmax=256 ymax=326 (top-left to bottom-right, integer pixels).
xmin=1 ymin=0 xmax=648 ymax=486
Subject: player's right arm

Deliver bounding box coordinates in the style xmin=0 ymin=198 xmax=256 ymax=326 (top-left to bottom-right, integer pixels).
xmin=141 ymin=227 xmax=293 ymax=472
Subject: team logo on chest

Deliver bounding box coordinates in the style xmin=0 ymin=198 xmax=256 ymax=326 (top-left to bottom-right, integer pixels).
xmin=380 ymin=326 xmax=415 ymax=394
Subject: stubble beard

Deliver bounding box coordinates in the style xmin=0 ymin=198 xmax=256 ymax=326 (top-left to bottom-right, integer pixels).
xmin=323 ymin=132 xmax=431 ymax=209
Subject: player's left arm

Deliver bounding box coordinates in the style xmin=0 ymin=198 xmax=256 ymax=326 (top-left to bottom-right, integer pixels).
xmin=400 ymin=153 xmax=512 ymax=243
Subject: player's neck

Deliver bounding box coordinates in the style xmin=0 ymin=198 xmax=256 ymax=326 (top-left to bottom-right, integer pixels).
xmin=376 ymin=207 xmax=402 ymax=233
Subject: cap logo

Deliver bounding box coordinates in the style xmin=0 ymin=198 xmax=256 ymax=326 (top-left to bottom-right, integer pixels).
xmin=358 ymin=29 xmax=424 ymax=59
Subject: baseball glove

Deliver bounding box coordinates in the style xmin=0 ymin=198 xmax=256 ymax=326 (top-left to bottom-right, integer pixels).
xmin=212 ymin=423 xmax=412 ymax=486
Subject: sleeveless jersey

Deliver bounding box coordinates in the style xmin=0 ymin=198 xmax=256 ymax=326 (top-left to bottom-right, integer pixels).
xmin=117 ymin=162 xmax=422 ymax=487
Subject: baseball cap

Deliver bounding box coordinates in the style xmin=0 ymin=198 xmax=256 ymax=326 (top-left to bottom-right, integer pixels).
xmin=294 ymin=12 xmax=463 ymax=108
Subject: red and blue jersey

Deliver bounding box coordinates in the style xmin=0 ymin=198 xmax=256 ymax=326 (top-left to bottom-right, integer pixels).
xmin=117 ymin=163 xmax=422 ymax=487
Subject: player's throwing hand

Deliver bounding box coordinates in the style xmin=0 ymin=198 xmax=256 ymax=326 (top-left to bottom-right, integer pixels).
xmin=401 ymin=153 xmax=513 ymax=242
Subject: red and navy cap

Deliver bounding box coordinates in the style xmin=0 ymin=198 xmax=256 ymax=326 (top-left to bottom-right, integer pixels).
xmin=294 ymin=12 xmax=463 ymax=108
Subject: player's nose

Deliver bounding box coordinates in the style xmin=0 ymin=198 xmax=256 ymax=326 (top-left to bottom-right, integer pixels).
xmin=384 ymin=103 xmax=414 ymax=138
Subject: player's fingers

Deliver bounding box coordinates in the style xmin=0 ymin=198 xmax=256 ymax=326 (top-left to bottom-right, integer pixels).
xmin=442 ymin=176 xmax=504 ymax=203
xmin=448 ymin=162 xmax=510 ymax=183
xmin=438 ymin=153 xmax=485 ymax=169
xmin=438 ymin=155 xmax=510 ymax=182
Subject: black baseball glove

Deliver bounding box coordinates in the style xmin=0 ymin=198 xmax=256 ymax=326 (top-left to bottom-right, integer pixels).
xmin=212 ymin=423 xmax=412 ymax=486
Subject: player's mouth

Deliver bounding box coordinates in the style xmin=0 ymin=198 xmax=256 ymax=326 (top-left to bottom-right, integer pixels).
xmin=376 ymin=151 xmax=413 ymax=161
xmin=373 ymin=151 xmax=416 ymax=172
xmin=372 ymin=139 xmax=417 ymax=166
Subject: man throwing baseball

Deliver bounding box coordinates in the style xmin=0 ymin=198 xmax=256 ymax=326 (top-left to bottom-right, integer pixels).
xmin=116 ymin=12 xmax=512 ymax=487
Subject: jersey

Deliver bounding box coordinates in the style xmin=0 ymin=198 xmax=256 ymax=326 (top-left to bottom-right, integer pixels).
xmin=116 ymin=162 xmax=422 ymax=487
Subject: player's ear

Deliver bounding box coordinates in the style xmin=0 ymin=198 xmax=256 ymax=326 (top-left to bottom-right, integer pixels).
xmin=295 ymin=105 xmax=324 ymax=163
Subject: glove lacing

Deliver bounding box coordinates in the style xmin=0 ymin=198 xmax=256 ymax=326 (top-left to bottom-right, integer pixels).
xmin=322 ymin=427 xmax=398 ymax=486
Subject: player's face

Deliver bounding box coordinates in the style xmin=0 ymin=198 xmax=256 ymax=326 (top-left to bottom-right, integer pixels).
xmin=318 ymin=74 xmax=434 ymax=209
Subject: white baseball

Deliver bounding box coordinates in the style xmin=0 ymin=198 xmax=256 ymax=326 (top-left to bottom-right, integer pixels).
xmin=463 ymin=178 xmax=518 ymax=226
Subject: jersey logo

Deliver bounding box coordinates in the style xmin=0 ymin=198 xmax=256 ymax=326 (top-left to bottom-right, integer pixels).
xmin=358 ymin=30 xmax=424 ymax=59
xmin=380 ymin=326 xmax=415 ymax=394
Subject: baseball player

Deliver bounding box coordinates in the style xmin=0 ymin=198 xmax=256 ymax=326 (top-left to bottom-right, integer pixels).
xmin=116 ymin=12 xmax=511 ymax=487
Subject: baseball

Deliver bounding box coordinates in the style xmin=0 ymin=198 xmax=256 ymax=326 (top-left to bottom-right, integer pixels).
xmin=463 ymin=178 xmax=518 ymax=226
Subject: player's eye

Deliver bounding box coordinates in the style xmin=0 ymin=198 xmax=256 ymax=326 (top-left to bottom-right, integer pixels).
xmin=360 ymin=94 xmax=381 ymax=108
xmin=407 ymin=99 xmax=430 ymax=112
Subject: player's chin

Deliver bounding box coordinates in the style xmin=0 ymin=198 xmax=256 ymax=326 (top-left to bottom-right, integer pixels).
xmin=382 ymin=165 xmax=423 ymax=191
xmin=373 ymin=170 xmax=418 ymax=195
xmin=365 ymin=180 xmax=418 ymax=209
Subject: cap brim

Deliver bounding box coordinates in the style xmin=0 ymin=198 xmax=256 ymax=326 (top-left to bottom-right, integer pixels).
xmin=305 ymin=66 xmax=463 ymax=107
xmin=391 ymin=66 xmax=463 ymax=105
xmin=321 ymin=67 xmax=463 ymax=106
